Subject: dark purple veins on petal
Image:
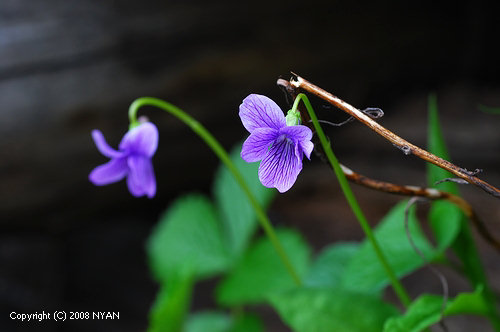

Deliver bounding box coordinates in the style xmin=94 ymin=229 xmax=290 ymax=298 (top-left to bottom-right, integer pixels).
xmin=258 ymin=137 xmax=302 ymax=193
xmin=239 ymin=94 xmax=286 ymax=132
xmin=241 ymin=127 xmax=279 ymax=162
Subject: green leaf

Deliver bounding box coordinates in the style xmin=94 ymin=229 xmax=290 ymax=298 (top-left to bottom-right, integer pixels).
xmin=384 ymin=295 xmax=442 ymax=332
xmin=383 ymin=287 xmax=488 ymax=332
xmin=445 ymin=286 xmax=488 ymax=316
xmin=231 ymin=313 xmax=264 ymax=332
xmin=270 ymin=288 xmax=399 ymax=332
xmin=185 ymin=311 xmax=264 ymax=332
xmin=426 ymin=94 xmax=483 ymax=282
xmin=305 ymin=242 xmax=359 ymax=287
xmin=213 ymin=143 xmax=275 ymax=258
xmin=429 ymin=200 xmax=462 ymax=251
xmin=427 ymin=96 xmax=500 ymax=330
xmin=450 ymin=224 xmax=500 ymax=329
xmin=426 ymin=94 xmax=462 ymax=251
xmin=478 ymin=104 xmax=500 ymax=115
xmin=340 ymin=201 xmax=434 ymax=293
xmin=147 ymin=194 xmax=231 ymax=281
xmin=427 ymin=96 xmax=486 ymax=281
xmin=148 ymin=266 xmax=194 ymax=332
xmin=427 ymin=94 xmax=458 ymax=195
xmin=185 ymin=312 xmax=232 ymax=332
xmin=216 ymin=229 xmax=311 ymax=306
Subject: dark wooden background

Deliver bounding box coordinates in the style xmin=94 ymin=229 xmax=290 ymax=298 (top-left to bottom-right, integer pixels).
xmin=1 ymin=1 xmax=500 ymax=331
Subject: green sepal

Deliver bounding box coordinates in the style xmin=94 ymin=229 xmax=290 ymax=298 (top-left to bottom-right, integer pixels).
xmin=286 ymin=109 xmax=301 ymax=126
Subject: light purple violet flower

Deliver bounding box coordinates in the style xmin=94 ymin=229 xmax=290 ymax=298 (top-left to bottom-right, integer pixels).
xmin=239 ymin=94 xmax=314 ymax=193
xmin=89 ymin=122 xmax=158 ymax=198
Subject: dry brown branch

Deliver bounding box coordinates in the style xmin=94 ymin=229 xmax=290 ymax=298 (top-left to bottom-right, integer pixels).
xmin=277 ymin=77 xmax=500 ymax=253
xmin=288 ymin=74 xmax=500 ymax=198
xmin=342 ymin=163 xmax=500 ymax=252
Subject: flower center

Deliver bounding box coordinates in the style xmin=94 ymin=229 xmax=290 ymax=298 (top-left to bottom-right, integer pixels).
xmin=277 ymin=134 xmax=293 ymax=145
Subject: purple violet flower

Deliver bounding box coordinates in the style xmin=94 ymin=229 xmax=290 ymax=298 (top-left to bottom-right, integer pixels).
xmin=239 ymin=94 xmax=314 ymax=193
xmin=89 ymin=122 xmax=158 ymax=198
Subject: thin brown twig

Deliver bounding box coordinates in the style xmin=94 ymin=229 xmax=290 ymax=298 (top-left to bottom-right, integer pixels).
xmin=277 ymin=77 xmax=500 ymax=253
xmin=288 ymin=74 xmax=500 ymax=198
xmin=341 ymin=163 xmax=500 ymax=252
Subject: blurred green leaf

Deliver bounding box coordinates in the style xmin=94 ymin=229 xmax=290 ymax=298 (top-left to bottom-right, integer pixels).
xmin=449 ymin=221 xmax=489 ymax=287
xmin=445 ymin=286 xmax=488 ymax=315
xmin=185 ymin=311 xmax=263 ymax=332
xmin=340 ymin=201 xmax=434 ymax=293
xmin=427 ymin=95 xmax=500 ymax=329
xmin=231 ymin=313 xmax=264 ymax=332
xmin=427 ymin=94 xmax=458 ymax=195
xmin=429 ymin=200 xmax=462 ymax=251
xmin=148 ymin=266 xmax=194 ymax=332
xmin=478 ymin=104 xmax=500 ymax=114
xmin=384 ymin=295 xmax=442 ymax=332
xmin=426 ymin=96 xmax=486 ymax=285
xmin=147 ymin=194 xmax=231 ymax=281
xmin=426 ymin=95 xmax=463 ymax=268
xmin=383 ymin=287 xmax=488 ymax=332
xmin=185 ymin=312 xmax=232 ymax=332
xmin=216 ymin=229 xmax=311 ymax=306
xmin=270 ymin=288 xmax=399 ymax=332
xmin=213 ymin=143 xmax=275 ymax=258
xmin=305 ymin=242 xmax=359 ymax=287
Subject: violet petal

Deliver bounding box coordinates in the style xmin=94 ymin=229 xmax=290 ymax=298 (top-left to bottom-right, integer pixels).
xmin=239 ymin=94 xmax=286 ymax=133
xmin=258 ymin=137 xmax=303 ymax=193
xmin=127 ymin=155 xmax=156 ymax=198
xmin=91 ymin=130 xmax=125 ymax=159
xmin=241 ymin=127 xmax=279 ymax=162
xmin=280 ymin=125 xmax=313 ymax=160
xmin=89 ymin=158 xmax=128 ymax=185
xmin=300 ymin=140 xmax=314 ymax=160
xmin=280 ymin=125 xmax=313 ymax=143
xmin=119 ymin=122 xmax=159 ymax=157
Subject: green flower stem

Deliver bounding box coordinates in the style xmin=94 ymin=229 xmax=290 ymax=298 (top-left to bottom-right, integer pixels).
xmin=291 ymin=93 xmax=411 ymax=307
xmin=129 ymin=97 xmax=302 ymax=286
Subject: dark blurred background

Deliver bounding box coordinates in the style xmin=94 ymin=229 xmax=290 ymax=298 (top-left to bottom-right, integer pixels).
xmin=1 ymin=1 xmax=500 ymax=331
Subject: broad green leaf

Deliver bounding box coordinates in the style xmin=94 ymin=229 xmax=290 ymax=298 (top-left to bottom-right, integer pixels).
xmin=270 ymin=288 xmax=399 ymax=332
xmin=185 ymin=311 xmax=264 ymax=332
xmin=147 ymin=194 xmax=231 ymax=281
xmin=305 ymin=242 xmax=359 ymax=287
xmin=148 ymin=266 xmax=194 ymax=332
xmin=383 ymin=287 xmax=488 ymax=332
xmin=340 ymin=201 xmax=434 ymax=293
xmin=213 ymin=143 xmax=275 ymax=257
xmin=216 ymin=229 xmax=311 ymax=306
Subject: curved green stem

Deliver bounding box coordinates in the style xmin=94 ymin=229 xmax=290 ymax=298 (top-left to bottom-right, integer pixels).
xmin=129 ymin=97 xmax=302 ymax=286
xmin=291 ymin=94 xmax=411 ymax=307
